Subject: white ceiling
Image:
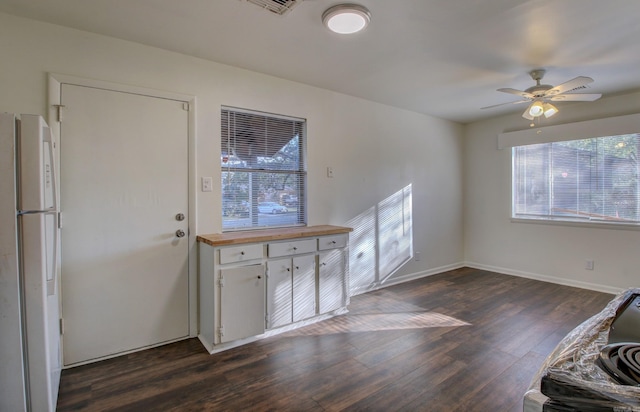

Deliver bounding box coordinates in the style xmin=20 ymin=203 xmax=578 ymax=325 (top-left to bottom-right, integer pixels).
xmin=1 ymin=0 xmax=640 ymax=124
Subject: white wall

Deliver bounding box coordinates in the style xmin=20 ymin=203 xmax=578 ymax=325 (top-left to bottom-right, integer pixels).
xmin=0 ymin=12 xmax=464 ymax=283
xmin=464 ymin=90 xmax=640 ymax=293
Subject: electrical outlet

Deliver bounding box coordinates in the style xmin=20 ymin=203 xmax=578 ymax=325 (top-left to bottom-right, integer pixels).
xmin=585 ymin=259 xmax=594 ymax=270
xmin=327 ymin=167 xmax=334 ymax=178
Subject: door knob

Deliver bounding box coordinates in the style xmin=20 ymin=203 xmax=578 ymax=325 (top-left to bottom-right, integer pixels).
xmin=175 ymin=213 xmax=185 ymax=221
xmin=175 ymin=229 xmax=186 ymax=238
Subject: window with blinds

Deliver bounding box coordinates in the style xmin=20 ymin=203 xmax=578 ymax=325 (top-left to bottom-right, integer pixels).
xmin=513 ymin=133 xmax=640 ymax=225
xmin=221 ymin=107 xmax=306 ymax=231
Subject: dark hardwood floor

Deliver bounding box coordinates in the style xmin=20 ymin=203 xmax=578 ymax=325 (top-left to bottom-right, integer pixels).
xmin=56 ymin=268 xmax=614 ymax=411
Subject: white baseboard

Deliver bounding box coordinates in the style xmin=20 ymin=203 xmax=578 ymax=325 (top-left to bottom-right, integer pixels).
xmin=464 ymin=261 xmax=623 ymax=295
xmin=350 ymin=261 xmax=624 ymax=297
xmin=350 ymin=261 xmax=466 ymax=296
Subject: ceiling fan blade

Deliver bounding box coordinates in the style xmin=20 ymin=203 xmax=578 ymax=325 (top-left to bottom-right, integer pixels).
xmin=549 ymin=93 xmax=602 ymax=102
xmin=481 ymin=100 xmax=529 ymax=110
xmin=545 ymin=76 xmax=594 ymax=96
xmin=497 ymin=88 xmax=535 ymax=99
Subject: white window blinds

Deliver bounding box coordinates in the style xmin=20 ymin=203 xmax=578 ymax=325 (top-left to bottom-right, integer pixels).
xmin=513 ymin=133 xmax=640 ymax=225
xmin=221 ymin=107 xmax=306 ymax=231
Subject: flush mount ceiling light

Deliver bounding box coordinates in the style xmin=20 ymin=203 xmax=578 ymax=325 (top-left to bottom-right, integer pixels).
xmin=322 ymin=4 xmax=371 ymax=34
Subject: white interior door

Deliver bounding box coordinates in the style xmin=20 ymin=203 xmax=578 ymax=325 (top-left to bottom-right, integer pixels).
xmin=59 ymin=84 xmax=189 ymax=366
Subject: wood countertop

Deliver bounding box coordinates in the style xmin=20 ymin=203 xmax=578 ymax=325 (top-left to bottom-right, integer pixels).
xmin=197 ymin=225 xmax=353 ymax=247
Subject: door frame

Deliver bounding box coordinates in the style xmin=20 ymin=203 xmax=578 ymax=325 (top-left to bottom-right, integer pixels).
xmin=47 ymin=73 xmax=199 ymax=354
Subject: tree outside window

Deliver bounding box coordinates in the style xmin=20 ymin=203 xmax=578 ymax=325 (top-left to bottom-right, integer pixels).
xmin=513 ymin=133 xmax=639 ymax=224
xmin=221 ymin=108 xmax=306 ymax=231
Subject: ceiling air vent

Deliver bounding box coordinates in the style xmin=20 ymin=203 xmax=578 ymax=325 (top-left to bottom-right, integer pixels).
xmin=244 ymin=0 xmax=301 ymax=15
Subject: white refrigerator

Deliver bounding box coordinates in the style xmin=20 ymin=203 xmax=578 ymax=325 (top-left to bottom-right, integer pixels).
xmin=0 ymin=113 xmax=61 ymax=411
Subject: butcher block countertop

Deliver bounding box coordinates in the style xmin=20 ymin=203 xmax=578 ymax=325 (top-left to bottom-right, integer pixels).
xmin=197 ymin=225 xmax=353 ymax=247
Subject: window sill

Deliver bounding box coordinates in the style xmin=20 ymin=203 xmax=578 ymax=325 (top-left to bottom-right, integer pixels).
xmin=511 ymin=217 xmax=640 ymax=231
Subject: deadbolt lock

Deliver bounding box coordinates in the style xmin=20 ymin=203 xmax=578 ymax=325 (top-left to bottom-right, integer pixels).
xmin=176 ymin=213 xmax=185 ymax=221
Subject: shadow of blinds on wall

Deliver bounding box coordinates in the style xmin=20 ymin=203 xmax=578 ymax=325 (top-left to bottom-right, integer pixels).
xmin=348 ymin=184 xmax=413 ymax=296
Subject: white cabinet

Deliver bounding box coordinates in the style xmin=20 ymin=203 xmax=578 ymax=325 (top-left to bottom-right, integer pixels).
xmin=292 ymin=255 xmax=316 ymax=322
xmin=197 ymin=243 xmax=266 ymax=351
xmin=198 ymin=226 xmax=351 ymax=354
xmin=266 ymin=258 xmax=293 ymax=329
xmin=219 ymin=244 xmax=263 ymax=264
xmin=266 ymin=239 xmax=319 ymax=329
xmin=319 ymin=247 xmax=346 ymax=314
xmin=268 ymin=238 xmax=316 ymax=258
xmin=266 ymin=253 xmax=317 ymax=329
xmin=219 ymin=265 xmax=265 ymax=343
xmin=318 ymin=234 xmax=348 ymax=251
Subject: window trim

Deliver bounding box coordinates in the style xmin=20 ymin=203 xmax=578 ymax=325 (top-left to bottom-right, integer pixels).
xmin=498 ymin=113 xmax=640 ymax=149
xmin=510 ymin=216 xmax=640 ymax=231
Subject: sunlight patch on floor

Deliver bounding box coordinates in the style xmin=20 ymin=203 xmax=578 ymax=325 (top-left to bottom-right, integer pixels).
xmin=287 ymin=311 xmax=470 ymax=336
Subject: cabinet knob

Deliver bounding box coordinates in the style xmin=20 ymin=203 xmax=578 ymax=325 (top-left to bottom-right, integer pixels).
xmin=295 ymin=266 xmax=299 ymax=270
xmin=286 ymin=268 xmax=290 ymax=272
xmin=240 ymin=251 xmax=245 ymax=255
xmin=331 ymin=241 xmax=336 ymax=244
xmin=257 ymin=275 xmax=262 ymax=279
xmin=293 ymin=247 xmax=298 ymax=251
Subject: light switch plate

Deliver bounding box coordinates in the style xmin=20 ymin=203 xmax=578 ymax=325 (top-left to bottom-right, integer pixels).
xmin=201 ymin=177 xmax=213 ymax=192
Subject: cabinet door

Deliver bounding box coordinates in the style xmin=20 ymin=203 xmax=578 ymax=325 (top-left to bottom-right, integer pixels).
xmin=219 ymin=265 xmax=265 ymax=343
xmin=318 ymin=249 xmax=346 ymax=314
xmin=292 ymin=255 xmax=316 ymax=322
xmin=266 ymin=258 xmax=293 ymax=329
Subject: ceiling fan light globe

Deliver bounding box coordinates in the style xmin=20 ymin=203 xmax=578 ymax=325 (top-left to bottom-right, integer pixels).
xmin=528 ymin=101 xmax=544 ymax=117
xmin=543 ymin=103 xmax=558 ymax=118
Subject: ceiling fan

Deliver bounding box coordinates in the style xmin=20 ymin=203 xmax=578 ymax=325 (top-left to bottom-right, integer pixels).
xmin=483 ymin=69 xmax=602 ymax=120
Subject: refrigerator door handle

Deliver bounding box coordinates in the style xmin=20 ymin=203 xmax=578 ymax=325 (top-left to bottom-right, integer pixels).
xmin=42 ymin=126 xmax=58 ymax=212
xmin=43 ymin=125 xmax=59 ymax=297
xmin=46 ymin=210 xmax=58 ymax=297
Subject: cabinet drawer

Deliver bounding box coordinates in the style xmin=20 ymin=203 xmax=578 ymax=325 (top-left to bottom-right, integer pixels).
xmin=318 ymin=234 xmax=347 ymax=251
xmin=219 ymin=243 xmax=264 ymax=264
xmin=268 ymin=238 xmax=316 ymax=258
